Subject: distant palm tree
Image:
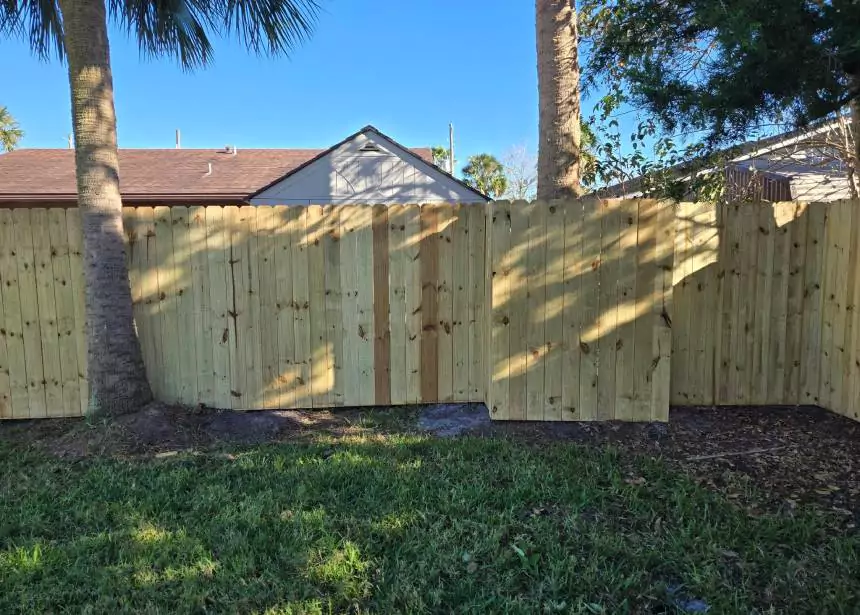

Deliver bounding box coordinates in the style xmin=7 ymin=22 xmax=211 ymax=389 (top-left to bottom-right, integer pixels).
xmin=0 ymin=1 xmax=319 ymax=417
xmin=462 ymin=154 xmax=508 ymax=199
xmin=536 ymin=0 xmax=582 ymax=199
xmin=0 ymin=106 xmax=23 ymax=152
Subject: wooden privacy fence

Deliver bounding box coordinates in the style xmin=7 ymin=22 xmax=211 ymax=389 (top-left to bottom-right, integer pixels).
xmin=671 ymin=200 xmax=860 ymax=422
xmin=486 ymin=199 xmax=675 ymax=421
xmin=0 ymin=204 xmax=489 ymax=418
xmin=2 ymin=199 xmax=860 ymax=422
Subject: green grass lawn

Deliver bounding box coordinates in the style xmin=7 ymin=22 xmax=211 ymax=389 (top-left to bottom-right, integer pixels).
xmin=1 ymin=433 xmax=858 ymax=614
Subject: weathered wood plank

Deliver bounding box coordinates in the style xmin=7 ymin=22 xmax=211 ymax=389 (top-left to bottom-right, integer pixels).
xmin=372 ymin=204 xmax=391 ymax=405
xmin=524 ymin=201 xmax=548 ymax=420
xmin=13 ymin=209 xmax=47 ymax=418
xmin=736 ymin=205 xmax=759 ymax=403
xmin=716 ymin=205 xmax=740 ymax=404
xmin=222 ymin=206 xmax=245 ymax=409
xmin=691 ymin=203 xmax=719 ymax=405
xmin=670 ymin=202 xmax=693 ymax=405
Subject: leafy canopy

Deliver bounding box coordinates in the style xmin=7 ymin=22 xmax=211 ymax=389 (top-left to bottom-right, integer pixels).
xmin=580 ymin=0 xmax=860 ymax=148
xmin=0 ymin=0 xmax=319 ymax=68
xmin=462 ymin=153 xmax=507 ymax=199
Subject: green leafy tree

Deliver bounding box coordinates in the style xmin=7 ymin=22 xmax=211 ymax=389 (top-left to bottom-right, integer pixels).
xmin=431 ymin=145 xmax=450 ymax=171
xmin=462 ymin=154 xmax=508 ymax=199
xmin=0 ymin=106 xmax=23 ymax=152
xmin=0 ymin=1 xmax=319 ymax=417
xmin=580 ymin=0 xmax=860 ymax=185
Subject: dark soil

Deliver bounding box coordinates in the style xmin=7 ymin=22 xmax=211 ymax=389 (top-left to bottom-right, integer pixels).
xmin=1 ymin=402 xmax=858 ymax=528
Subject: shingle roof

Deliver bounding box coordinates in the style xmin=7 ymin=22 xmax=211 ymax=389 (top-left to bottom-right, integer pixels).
xmin=0 ymin=145 xmax=434 ymax=204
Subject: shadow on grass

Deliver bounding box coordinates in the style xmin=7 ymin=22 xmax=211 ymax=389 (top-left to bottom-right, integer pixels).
xmin=1 ymin=435 xmax=858 ymax=614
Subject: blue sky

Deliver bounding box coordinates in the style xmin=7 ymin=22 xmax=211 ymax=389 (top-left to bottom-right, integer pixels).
xmin=0 ymin=0 xmax=554 ymax=172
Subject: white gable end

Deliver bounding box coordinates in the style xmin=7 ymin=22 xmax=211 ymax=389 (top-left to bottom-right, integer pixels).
xmin=250 ymin=130 xmax=487 ymax=205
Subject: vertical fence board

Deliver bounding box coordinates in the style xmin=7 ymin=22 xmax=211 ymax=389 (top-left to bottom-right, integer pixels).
xmin=596 ymin=200 xmax=620 ymax=420
xmin=800 ymin=204 xmax=826 ymax=405
xmin=525 ymin=202 xmax=547 ymax=420
xmin=507 ymin=201 xmax=530 ymax=420
xmin=671 ymin=203 xmax=693 ymax=404
xmin=307 ymin=205 xmax=330 ymax=408
xmin=13 ymin=210 xmax=47 ymax=418
xmin=274 ymin=206 xmax=297 ymax=408
xmin=767 ymin=204 xmax=793 ymax=404
xmin=488 ymin=202 xmax=511 ymax=418
xmin=388 ymin=205 xmax=408 ymax=405
xmin=543 ymin=202 xmax=565 ymax=421
xmin=578 ymin=198 xmax=601 ymax=421
xmin=172 ymin=207 xmax=200 ymax=405
xmin=452 ymin=206 xmax=471 ymax=401
xmin=290 ymin=207 xmax=312 ymax=408
xmin=354 ymin=206 xmax=376 ymax=406
xmin=372 ymin=205 xmax=391 ymax=406
xmin=784 ymin=205 xmax=808 ymax=405
xmin=651 ymin=202 xmax=675 ymax=420
xmin=65 ymin=210 xmax=88 ymax=413
xmin=752 ymin=205 xmax=775 ymax=405
xmin=436 ymin=205 xmax=455 ymax=402
xmin=420 ymin=205 xmax=440 ymax=403
xmin=323 ymin=206 xmax=345 ymax=406
xmin=632 ymin=200 xmax=657 ymax=419
xmin=561 ymin=200 xmax=582 ymax=421
xmin=468 ymin=205 xmax=487 ymax=402
xmin=256 ymin=206 xmax=279 ymax=408
xmin=841 ymin=203 xmax=860 ymax=416
xmin=205 ymin=207 xmax=232 ymax=409
xmin=404 ymin=205 xmax=423 ymax=404
xmin=31 ymin=209 xmax=63 ymax=416
xmin=49 ymin=209 xmax=81 ymax=417
xmin=0 ymin=210 xmax=28 ymax=418
xmin=717 ymin=205 xmax=739 ymax=404
xmin=614 ymin=200 xmax=638 ymax=419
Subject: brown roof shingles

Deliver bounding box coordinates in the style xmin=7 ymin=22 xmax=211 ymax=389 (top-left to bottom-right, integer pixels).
xmin=0 ymin=146 xmax=434 ymax=204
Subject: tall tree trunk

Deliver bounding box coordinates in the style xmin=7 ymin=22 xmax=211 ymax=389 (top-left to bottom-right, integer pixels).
xmin=536 ymin=0 xmax=582 ymax=200
xmin=58 ymin=0 xmax=153 ymax=416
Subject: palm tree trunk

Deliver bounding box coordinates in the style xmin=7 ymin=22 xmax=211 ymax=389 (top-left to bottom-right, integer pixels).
xmin=58 ymin=0 xmax=153 ymax=416
xmin=536 ymin=0 xmax=582 ymax=201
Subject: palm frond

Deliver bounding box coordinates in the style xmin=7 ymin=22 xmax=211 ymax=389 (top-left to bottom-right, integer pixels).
xmin=110 ymin=0 xmax=319 ymax=69
xmin=0 ymin=0 xmax=64 ymax=60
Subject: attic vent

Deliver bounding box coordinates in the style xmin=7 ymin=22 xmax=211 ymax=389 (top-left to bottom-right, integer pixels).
xmin=359 ymin=143 xmax=382 ymax=153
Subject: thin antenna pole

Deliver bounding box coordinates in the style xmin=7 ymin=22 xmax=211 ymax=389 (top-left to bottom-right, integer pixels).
xmin=448 ymin=123 xmax=455 ymax=175
xmin=175 ymin=129 xmax=181 ymax=149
